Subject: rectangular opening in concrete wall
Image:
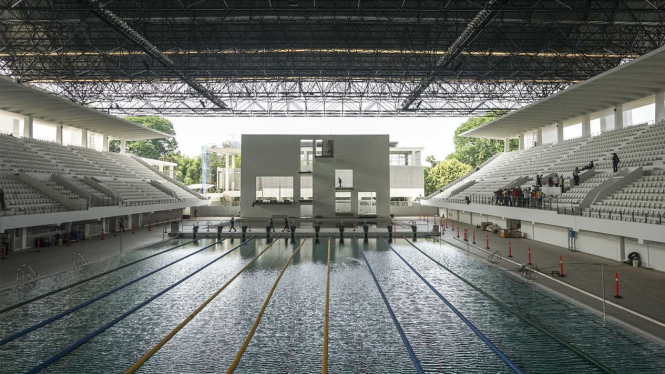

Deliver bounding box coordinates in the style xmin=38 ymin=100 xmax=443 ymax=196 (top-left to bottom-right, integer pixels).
xmin=300 ymin=204 xmax=313 ymax=218
xmin=335 ymin=169 xmax=353 ymax=189
xmin=315 ymin=139 xmax=334 ymax=157
xmin=300 ymin=175 xmax=312 ymax=201
xmin=335 ymin=191 xmax=352 ymax=214
xmin=300 ymin=139 xmax=313 ymax=172
xmin=255 ymin=176 xmax=293 ymax=203
xmin=358 ymin=192 xmax=377 ymax=216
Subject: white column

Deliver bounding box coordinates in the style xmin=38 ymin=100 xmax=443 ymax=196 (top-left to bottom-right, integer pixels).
xmin=81 ymin=129 xmax=88 ymax=147
xmin=536 ymin=127 xmax=543 ymax=146
xmin=503 ymin=138 xmax=510 ymax=152
xmin=56 ymin=125 xmax=63 ymax=144
xmin=24 ymin=116 xmax=34 ymax=139
xmin=120 ymin=139 xmax=126 ymax=153
xmin=518 ymin=133 xmax=525 ymax=151
xmin=556 ymin=121 xmax=564 ymax=143
xmin=656 ymin=91 xmax=665 ymax=123
xmin=614 ymin=104 xmax=624 ymax=130
xmin=12 ymin=119 xmax=20 ymax=137
xmin=158 ymin=165 xmax=164 ymax=172
xmin=600 ymin=117 xmax=607 ymax=132
xmin=623 ymin=110 xmax=632 ymax=127
xmin=102 ymin=134 xmax=109 ymax=151
xmin=582 ymin=113 xmax=591 ymax=137
xmin=231 ymin=155 xmax=236 ymax=191
xmin=224 ymin=155 xmax=229 ymax=191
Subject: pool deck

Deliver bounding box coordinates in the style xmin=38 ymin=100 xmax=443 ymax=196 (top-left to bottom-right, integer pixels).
xmin=413 ymin=217 xmax=665 ymax=343
xmin=0 ymin=223 xmax=176 ymax=290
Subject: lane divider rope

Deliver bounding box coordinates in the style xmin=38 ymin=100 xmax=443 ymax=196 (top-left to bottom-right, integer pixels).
xmin=0 ymin=237 xmax=204 ymax=315
xmin=322 ymin=237 xmax=331 ymax=374
xmin=418 ymin=236 xmax=617 ymax=373
xmin=26 ymin=237 xmax=255 ymax=374
xmin=225 ymin=238 xmax=307 ymax=373
xmin=352 ymin=237 xmax=425 ymax=374
xmin=125 ymin=238 xmax=278 ymax=373
xmin=0 ymin=237 xmax=229 ymax=347
xmin=380 ymin=237 xmax=522 ymax=374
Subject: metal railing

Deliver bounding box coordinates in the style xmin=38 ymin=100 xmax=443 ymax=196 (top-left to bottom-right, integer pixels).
xmin=0 ymin=197 xmax=204 ymax=216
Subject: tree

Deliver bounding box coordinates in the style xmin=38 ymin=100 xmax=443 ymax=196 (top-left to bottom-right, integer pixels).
xmin=424 ymin=158 xmax=472 ymax=196
xmin=425 ymin=155 xmax=438 ymax=168
xmin=165 ymin=154 xmax=202 ymax=185
xmin=109 ymin=116 xmax=178 ymax=160
xmin=446 ymin=114 xmax=519 ymax=167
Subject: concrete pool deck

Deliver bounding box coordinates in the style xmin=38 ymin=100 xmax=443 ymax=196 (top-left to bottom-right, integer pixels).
xmin=419 ymin=217 xmax=665 ymax=342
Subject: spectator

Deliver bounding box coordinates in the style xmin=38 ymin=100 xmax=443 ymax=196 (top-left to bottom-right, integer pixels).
xmin=547 ymin=176 xmax=553 ymax=187
xmin=612 ymin=153 xmax=620 ymax=172
xmin=536 ymin=174 xmax=542 ymax=187
xmin=573 ymin=167 xmax=580 ymax=186
xmin=464 ymin=196 xmax=470 ymax=204
xmin=536 ymin=189 xmax=543 ymax=208
xmin=553 ymin=174 xmax=560 ymax=187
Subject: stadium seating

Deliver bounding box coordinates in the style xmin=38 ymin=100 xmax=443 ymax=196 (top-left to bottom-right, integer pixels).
xmin=430 ymin=120 xmax=665 ymax=224
xmin=0 ymin=134 xmax=204 ymax=214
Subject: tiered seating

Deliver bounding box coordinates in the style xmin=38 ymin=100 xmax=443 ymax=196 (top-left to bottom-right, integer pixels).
xmin=106 ymin=153 xmax=160 ymax=180
xmin=0 ymin=134 xmax=65 ymax=174
xmin=552 ymin=124 xmax=646 ymax=173
xmin=71 ymin=147 xmax=136 ymax=179
xmin=584 ymin=170 xmax=665 ymax=224
xmin=103 ymin=180 xmax=174 ymax=205
xmin=454 ymin=178 xmax=512 ymax=199
xmin=69 ymin=178 xmax=110 ymax=200
xmin=556 ymin=173 xmax=611 ymax=205
xmin=596 ymin=122 xmax=665 ymax=169
xmin=155 ymin=180 xmax=198 ymax=199
xmin=0 ymin=177 xmax=66 ymax=214
xmin=25 ymin=139 xmax=108 ymax=177
xmin=43 ymin=181 xmax=82 ymax=201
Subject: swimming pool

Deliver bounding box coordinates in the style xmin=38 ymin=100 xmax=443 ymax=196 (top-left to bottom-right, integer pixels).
xmin=1 ymin=236 xmax=664 ymax=373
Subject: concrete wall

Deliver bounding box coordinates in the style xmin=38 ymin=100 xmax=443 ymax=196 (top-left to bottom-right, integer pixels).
xmin=241 ymin=134 xmax=390 ymax=218
xmin=196 ymin=205 xmax=241 ymax=217
xmin=389 ymin=205 xmax=437 ymax=217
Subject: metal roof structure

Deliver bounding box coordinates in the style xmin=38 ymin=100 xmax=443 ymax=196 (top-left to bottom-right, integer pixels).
xmin=0 ymin=77 xmax=169 ymax=140
xmin=462 ymin=44 xmax=665 ymax=139
xmin=1 ymin=1 xmax=665 ymax=117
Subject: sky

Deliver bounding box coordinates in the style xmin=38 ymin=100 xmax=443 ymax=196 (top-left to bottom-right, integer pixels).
xmin=167 ymin=116 xmax=468 ymax=162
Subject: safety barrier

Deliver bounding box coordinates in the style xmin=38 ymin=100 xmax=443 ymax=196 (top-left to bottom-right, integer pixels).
xmin=27 ymin=237 xmax=255 ymax=374
xmin=382 ymin=237 xmax=522 ymax=374
xmin=352 ymin=237 xmax=424 ymax=374
xmin=403 ymin=237 xmax=617 ymax=374
xmin=0 ymin=237 xmax=228 ymax=347
xmin=226 ymin=238 xmax=307 ymax=373
xmin=0 ymin=238 xmax=202 ymax=315
xmin=126 ymin=237 xmax=274 ymax=373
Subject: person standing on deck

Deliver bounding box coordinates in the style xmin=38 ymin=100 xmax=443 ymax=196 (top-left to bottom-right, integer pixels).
xmin=228 ymin=217 xmax=236 ymax=232
xmin=338 ymin=177 xmax=343 ymax=188
xmin=269 ymin=218 xmax=275 ymax=232
xmin=282 ymin=217 xmax=290 ymax=232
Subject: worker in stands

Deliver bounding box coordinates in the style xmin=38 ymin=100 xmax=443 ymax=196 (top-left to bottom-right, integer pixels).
xmin=573 ymin=168 xmax=580 ymax=186
xmin=612 ymin=153 xmax=620 ymax=172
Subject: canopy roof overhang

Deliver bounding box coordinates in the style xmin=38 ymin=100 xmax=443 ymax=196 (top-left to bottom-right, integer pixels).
xmin=0 ymin=77 xmax=170 ymax=140
xmin=462 ymin=44 xmax=665 ymax=139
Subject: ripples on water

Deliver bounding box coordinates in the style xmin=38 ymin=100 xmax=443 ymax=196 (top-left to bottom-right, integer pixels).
xmin=0 ymin=236 xmax=663 ymax=373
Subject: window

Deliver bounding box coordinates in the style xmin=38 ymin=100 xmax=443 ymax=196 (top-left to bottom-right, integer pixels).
xmin=255 ymin=176 xmax=293 ymax=202
xmin=300 ymin=175 xmax=313 ymax=200
xmin=335 ymin=169 xmax=353 ymax=188
xmin=335 ymin=191 xmax=352 ymax=213
xmin=358 ymin=192 xmax=377 ymax=215
xmin=389 ymin=152 xmax=411 ymax=166
xmin=300 ymin=139 xmax=313 ymax=172
xmin=315 ymin=139 xmax=334 ymax=157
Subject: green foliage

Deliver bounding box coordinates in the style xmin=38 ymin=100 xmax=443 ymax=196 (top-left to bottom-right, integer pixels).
xmin=164 ymin=154 xmax=202 ymax=185
xmin=109 ymin=116 xmax=178 ymax=160
xmin=424 ymin=158 xmax=472 ymax=196
xmin=425 ymin=155 xmax=438 ymax=168
xmin=446 ymin=114 xmax=519 ymax=167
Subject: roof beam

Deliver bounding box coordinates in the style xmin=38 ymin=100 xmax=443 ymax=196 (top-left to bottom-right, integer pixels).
xmin=80 ymin=0 xmax=228 ymax=111
xmin=400 ymin=0 xmax=504 ymax=111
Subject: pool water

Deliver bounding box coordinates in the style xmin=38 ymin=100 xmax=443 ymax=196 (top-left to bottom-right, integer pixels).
xmin=0 ymin=236 xmax=664 ymax=373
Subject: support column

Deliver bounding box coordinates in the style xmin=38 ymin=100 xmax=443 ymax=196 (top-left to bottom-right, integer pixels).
xmin=24 ymin=116 xmax=34 ymax=139
xmin=536 ymin=127 xmax=543 ymax=146
xmin=600 ymin=117 xmax=607 ymax=132
xmin=102 ymin=134 xmax=109 ymax=151
xmin=231 ymin=155 xmax=236 ymax=191
xmin=503 ymin=138 xmax=510 ymax=152
xmin=224 ymin=155 xmax=229 ymax=191
xmin=582 ymin=113 xmax=591 ymax=137
xmin=656 ymin=91 xmax=665 ymax=123
xmin=12 ymin=119 xmax=20 ymax=137
xmin=56 ymin=124 xmax=63 ymax=144
xmin=120 ymin=139 xmax=127 ymax=153
xmin=81 ymin=129 xmax=88 ymax=147
xmin=518 ymin=133 xmax=525 ymax=151
xmin=556 ymin=121 xmax=564 ymax=143
xmin=614 ymin=104 xmax=624 ymax=130
xmin=623 ymin=110 xmax=632 ymax=127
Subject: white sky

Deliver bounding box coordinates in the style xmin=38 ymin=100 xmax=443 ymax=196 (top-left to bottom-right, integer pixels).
xmin=168 ymin=117 xmax=468 ymax=162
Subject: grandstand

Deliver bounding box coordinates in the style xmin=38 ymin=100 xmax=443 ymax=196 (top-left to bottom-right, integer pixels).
xmin=423 ymin=44 xmax=665 ymax=272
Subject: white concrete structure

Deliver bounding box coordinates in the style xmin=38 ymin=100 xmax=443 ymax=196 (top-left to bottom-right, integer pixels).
xmin=241 ymin=135 xmax=390 ymax=218
xmin=141 ymin=158 xmax=177 ymax=179
xmin=389 ymin=144 xmax=425 ymax=202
